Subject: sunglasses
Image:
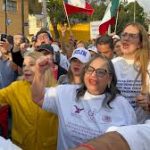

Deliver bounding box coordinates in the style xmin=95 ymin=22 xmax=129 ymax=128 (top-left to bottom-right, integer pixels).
xmin=85 ymin=66 xmax=110 ymax=78
xmin=120 ymin=32 xmax=140 ymax=41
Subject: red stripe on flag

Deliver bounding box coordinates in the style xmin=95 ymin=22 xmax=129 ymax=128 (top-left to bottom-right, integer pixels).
xmin=99 ymin=17 xmax=115 ymax=35
xmin=65 ymin=2 xmax=94 ymax=15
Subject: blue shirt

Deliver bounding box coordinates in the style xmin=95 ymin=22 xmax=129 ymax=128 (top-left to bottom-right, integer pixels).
xmin=0 ymin=59 xmax=17 ymax=88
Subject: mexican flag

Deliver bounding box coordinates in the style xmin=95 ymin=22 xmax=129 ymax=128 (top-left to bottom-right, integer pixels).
xmin=99 ymin=0 xmax=120 ymax=35
xmin=64 ymin=0 xmax=94 ymax=15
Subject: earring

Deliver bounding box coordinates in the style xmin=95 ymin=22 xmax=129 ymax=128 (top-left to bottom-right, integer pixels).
xmin=108 ymin=83 xmax=111 ymax=88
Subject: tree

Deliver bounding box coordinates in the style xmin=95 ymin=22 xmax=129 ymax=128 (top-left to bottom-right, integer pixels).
xmin=46 ymin=0 xmax=66 ymax=40
xmin=91 ymin=2 xmax=106 ymax=21
xmin=29 ymin=1 xmax=148 ymax=40
xmin=114 ymin=1 xmax=147 ymax=34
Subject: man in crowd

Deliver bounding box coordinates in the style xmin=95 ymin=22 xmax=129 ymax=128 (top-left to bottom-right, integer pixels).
xmin=96 ymin=35 xmax=114 ymax=59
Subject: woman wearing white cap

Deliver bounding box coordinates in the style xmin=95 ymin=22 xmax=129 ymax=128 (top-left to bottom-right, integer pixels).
xmin=58 ymin=47 xmax=91 ymax=84
xmin=31 ymin=54 xmax=137 ymax=150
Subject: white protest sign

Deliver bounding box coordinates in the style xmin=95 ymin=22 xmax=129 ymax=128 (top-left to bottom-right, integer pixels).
xmin=90 ymin=21 xmax=101 ymax=39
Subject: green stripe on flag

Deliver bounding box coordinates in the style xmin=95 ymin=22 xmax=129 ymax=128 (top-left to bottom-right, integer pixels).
xmin=110 ymin=0 xmax=120 ymax=17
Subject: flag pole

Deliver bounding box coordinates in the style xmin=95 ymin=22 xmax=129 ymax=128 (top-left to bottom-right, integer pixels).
xmin=114 ymin=0 xmax=121 ymax=34
xmin=114 ymin=8 xmax=119 ymax=33
xmin=134 ymin=0 xmax=136 ymax=22
xmin=62 ymin=0 xmax=73 ymax=36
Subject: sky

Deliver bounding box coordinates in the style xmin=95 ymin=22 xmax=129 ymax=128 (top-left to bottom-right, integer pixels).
xmin=127 ymin=0 xmax=150 ymax=14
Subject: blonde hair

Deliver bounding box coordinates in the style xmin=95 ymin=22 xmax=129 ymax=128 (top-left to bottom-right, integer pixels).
xmin=124 ymin=22 xmax=150 ymax=93
xmin=76 ymin=40 xmax=85 ymax=48
xmin=24 ymin=51 xmax=57 ymax=87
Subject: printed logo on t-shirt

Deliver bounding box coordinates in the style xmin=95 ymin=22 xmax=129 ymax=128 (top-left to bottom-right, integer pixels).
xmin=87 ymin=110 xmax=95 ymax=121
xmin=102 ymin=115 xmax=112 ymax=123
xmin=71 ymin=105 xmax=84 ymax=118
xmin=74 ymin=105 xmax=84 ymax=113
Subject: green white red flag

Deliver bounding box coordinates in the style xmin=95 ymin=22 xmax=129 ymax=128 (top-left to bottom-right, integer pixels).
xmin=99 ymin=0 xmax=120 ymax=35
xmin=64 ymin=0 xmax=94 ymax=15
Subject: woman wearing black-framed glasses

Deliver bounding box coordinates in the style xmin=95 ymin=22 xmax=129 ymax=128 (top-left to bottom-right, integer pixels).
xmin=31 ymin=54 xmax=137 ymax=150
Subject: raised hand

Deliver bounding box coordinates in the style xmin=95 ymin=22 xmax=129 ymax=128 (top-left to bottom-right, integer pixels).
xmin=36 ymin=56 xmax=51 ymax=74
xmin=61 ymin=24 xmax=67 ymax=37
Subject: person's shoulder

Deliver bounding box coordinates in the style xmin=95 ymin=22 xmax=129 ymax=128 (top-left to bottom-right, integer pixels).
xmin=57 ymin=84 xmax=80 ymax=92
xmin=58 ymin=74 xmax=68 ymax=81
xmin=112 ymin=94 xmax=130 ymax=106
xmin=112 ymin=56 xmax=123 ymax=63
xmin=9 ymin=80 xmax=30 ymax=88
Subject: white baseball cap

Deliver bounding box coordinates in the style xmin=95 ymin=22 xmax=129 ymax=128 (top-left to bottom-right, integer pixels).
xmin=88 ymin=46 xmax=98 ymax=53
xmin=70 ymin=47 xmax=91 ymax=63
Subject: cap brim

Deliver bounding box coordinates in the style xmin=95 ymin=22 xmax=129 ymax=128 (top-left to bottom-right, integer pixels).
xmin=69 ymin=56 xmax=86 ymax=63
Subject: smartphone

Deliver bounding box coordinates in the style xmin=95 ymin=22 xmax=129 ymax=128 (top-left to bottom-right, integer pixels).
xmin=0 ymin=34 xmax=7 ymax=42
xmin=7 ymin=35 xmax=14 ymax=45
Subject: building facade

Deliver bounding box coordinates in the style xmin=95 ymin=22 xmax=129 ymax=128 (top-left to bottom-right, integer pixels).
xmin=0 ymin=0 xmax=29 ymax=36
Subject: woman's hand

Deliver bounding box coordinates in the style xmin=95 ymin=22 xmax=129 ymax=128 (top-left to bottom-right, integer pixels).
xmin=36 ymin=56 xmax=51 ymax=74
xmin=32 ymin=56 xmax=51 ymax=106
xmin=136 ymin=93 xmax=150 ymax=111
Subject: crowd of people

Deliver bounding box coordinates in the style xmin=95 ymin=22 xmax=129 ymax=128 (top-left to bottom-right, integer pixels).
xmin=0 ymin=22 xmax=150 ymax=150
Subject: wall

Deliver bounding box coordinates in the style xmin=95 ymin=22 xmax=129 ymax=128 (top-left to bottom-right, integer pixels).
xmin=0 ymin=0 xmax=29 ymax=36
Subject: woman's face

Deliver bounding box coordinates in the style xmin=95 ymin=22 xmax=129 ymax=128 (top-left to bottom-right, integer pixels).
xmin=121 ymin=25 xmax=141 ymax=58
xmin=70 ymin=58 xmax=85 ymax=76
xmin=23 ymin=56 xmax=36 ymax=83
xmin=84 ymin=58 xmax=112 ymax=95
xmin=114 ymin=41 xmax=122 ymax=56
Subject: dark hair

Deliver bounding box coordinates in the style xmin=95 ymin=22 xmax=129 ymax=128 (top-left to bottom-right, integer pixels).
xmin=36 ymin=44 xmax=54 ymax=54
xmin=76 ymin=54 xmax=120 ymax=108
xmin=96 ymin=35 xmax=114 ymax=50
xmin=35 ymin=28 xmax=53 ymax=42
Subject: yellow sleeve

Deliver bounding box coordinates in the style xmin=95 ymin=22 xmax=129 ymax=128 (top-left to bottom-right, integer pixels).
xmin=0 ymin=82 xmax=16 ymax=105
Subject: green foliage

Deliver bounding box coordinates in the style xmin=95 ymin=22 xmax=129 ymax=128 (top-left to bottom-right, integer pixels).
xmin=114 ymin=2 xmax=147 ymax=34
xmin=91 ymin=2 xmax=106 ymax=21
xmin=47 ymin=0 xmax=65 ymax=24
xmin=29 ymin=1 xmax=148 ymax=40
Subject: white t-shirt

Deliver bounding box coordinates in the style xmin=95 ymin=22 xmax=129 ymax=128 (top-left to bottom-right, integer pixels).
xmin=0 ymin=136 xmax=22 ymax=150
xmin=109 ymin=121 xmax=150 ymax=150
xmin=112 ymin=57 xmax=150 ymax=123
xmin=42 ymin=85 xmax=137 ymax=150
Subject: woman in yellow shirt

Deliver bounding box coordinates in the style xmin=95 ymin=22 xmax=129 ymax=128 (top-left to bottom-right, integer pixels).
xmin=0 ymin=51 xmax=58 ymax=150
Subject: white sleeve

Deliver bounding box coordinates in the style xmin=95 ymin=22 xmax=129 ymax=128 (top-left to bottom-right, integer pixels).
xmin=0 ymin=136 xmax=22 ymax=150
xmin=42 ymin=87 xmax=58 ymax=114
xmin=116 ymin=122 xmax=150 ymax=150
xmin=114 ymin=96 xmax=137 ymax=125
xmin=122 ymin=98 xmax=137 ymax=125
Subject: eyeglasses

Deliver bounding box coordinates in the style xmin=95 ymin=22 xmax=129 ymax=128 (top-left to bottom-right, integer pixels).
xmin=120 ymin=32 xmax=140 ymax=41
xmin=85 ymin=66 xmax=109 ymax=78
